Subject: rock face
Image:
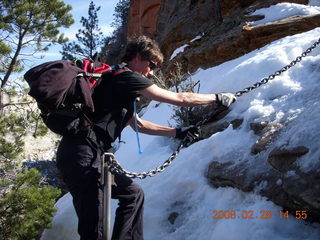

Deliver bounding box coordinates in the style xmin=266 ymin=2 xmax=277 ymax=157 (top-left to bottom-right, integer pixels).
xmin=161 ymin=0 xmax=319 ymax=75
xmin=127 ymin=0 xmax=161 ymax=38
xmin=127 ymin=0 xmax=319 ymax=76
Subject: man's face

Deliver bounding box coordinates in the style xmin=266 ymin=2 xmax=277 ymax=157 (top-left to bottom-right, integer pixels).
xmin=129 ymin=55 xmax=158 ymax=78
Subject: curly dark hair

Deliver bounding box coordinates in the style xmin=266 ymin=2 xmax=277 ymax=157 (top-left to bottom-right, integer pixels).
xmin=121 ymin=36 xmax=163 ymax=65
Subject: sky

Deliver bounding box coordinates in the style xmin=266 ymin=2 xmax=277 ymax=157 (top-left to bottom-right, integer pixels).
xmin=27 ymin=0 xmax=118 ymax=66
xmin=41 ymin=2 xmax=320 ymax=240
xmin=5 ymin=0 xmax=118 ymax=84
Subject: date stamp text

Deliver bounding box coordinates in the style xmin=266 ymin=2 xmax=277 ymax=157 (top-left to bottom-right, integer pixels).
xmin=210 ymin=210 xmax=308 ymax=220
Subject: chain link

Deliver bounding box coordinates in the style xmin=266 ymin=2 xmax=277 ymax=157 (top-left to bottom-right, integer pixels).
xmin=104 ymin=143 xmax=185 ymax=179
xmin=104 ymin=38 xmax=320 ymax=179
xmin=235 ymin=38 xmax=320 ymax=97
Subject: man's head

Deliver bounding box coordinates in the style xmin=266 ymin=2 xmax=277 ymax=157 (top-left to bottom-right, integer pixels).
xmin=122 ymin=36 xmax=164 ymax=77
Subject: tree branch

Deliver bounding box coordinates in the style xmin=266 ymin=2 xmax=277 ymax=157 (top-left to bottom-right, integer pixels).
xmin=1 ymin=101 xmax=36 ymax=109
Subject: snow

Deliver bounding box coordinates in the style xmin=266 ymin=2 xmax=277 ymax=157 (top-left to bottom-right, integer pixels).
xmin=247 ymin=1 xmax=320 ymax=26
xmin=170 ymin=34 xmax=204 ymax=60
xmin=41 ymin=3 xmax=320 ymax=240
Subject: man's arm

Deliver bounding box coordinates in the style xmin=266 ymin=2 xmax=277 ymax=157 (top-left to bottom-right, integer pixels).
xmin=128 ymin=114 xmax=176 ymax=137
xmin=139 ymin=84 xmax=217 ymax=107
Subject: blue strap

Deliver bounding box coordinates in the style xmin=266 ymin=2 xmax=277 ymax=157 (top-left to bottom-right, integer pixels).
xmin=133 ymin=99 xmax=143 ymax=154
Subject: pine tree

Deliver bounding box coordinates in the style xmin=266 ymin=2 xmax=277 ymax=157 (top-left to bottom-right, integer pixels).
xmin=61 ymin=1 xmax=104 ymax=61
xmin=0 ymin=0 xmax=74 ymax=108
xmin=0 ymin=1 xmax=70 ymax=238
xmin=0 ymin=86 xmax=56 ymax=240
xmin=0 ymin=168 xmax=61 ymax=240
xmin=0 ymin=86 xmax=49 ymax=170
xmin=102 ymin=0 xmax=130 ymax=64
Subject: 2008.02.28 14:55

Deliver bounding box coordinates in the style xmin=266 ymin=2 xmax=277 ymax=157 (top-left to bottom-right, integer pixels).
xmin=211 ymin=210 xmax=308 ymax=220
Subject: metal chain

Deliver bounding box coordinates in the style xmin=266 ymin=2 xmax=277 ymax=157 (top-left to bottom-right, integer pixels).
xmin=105 ymin=142 xmax=185 ymax=179
xmin=105 ymin=38 xmax=320 ymax=179
xmin=235 ymin=37 xmax=320 ymax=97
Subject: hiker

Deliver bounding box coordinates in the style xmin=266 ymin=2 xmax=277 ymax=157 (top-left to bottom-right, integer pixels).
xmin=56 ymin=35 xmax=236 ymax=240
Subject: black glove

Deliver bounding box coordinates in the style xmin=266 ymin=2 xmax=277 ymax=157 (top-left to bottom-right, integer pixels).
xmin=216 ymin=93 xmax=236 ymax=108
xmin=175 ymin=125 xmax=200 ymax=142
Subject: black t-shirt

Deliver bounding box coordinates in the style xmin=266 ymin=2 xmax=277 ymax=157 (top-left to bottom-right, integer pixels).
xmin=92 ymin=70 xmax=153 ymax=143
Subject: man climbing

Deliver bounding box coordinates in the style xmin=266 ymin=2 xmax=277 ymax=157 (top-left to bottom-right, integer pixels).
xmin=56 ymin=35 xmax=236 ymax=240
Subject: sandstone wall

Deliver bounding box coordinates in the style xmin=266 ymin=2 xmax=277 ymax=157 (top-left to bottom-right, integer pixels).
xmin=127 ymin=0 xmax=317 ymax=76
xmin=127 ymin=0 xmax=161 ymax=38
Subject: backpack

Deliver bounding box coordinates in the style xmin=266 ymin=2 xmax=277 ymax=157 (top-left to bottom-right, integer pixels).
xmin=24 ymin=59 xmax=126 ymax=136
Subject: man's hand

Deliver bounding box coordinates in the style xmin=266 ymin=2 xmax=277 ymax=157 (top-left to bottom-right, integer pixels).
xmin=175 ymin=125 xmax=200 ymax=142
xmin=216 ymin=93 xmax=236 ymax=108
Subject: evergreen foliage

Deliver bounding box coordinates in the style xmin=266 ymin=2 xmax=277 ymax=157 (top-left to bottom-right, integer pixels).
xmin=0 ymin=2 xmax=74 ymax=239
xmin=0 ymin=0 xmax=74 ymax=106
xmin=0 ymin=87 xmax=48 ymax=169
xmin=0 ymin=113 xmax=26 ymax=160
xmin=102 ymin=0 xmax=130 ymax=64
xmin=0 ymin=88 xmax=53 ymax=239
xmin=61 ymin=1 xmax=104 ymax=60
xmin=0 ymin=168 xmax=61 ymax=240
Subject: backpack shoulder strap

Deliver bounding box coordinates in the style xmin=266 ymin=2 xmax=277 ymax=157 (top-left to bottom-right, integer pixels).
xmin=110 ymin=63 xmax=131 ymax=76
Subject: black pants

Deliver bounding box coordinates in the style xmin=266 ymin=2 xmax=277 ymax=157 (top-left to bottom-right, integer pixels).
xmin=56 ymin=136 xmax=144 ymax=240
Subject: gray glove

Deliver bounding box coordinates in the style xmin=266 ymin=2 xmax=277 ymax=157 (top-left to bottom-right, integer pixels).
xmin=175 ymin=125 xmax=200 ymax=142
xmin=216 ymin=93 xmax=236 ymax=108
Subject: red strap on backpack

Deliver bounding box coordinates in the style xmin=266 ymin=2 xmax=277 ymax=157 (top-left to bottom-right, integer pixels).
xmin=81 ymin=59 xmax=112 ymax=88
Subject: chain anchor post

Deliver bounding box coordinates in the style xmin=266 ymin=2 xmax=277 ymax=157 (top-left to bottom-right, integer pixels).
xmin=101 ymin=153 xmax=114 ymax=240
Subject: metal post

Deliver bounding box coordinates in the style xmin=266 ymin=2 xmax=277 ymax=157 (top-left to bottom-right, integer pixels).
xmin=102 ymin=153 xmax=114 ymax=240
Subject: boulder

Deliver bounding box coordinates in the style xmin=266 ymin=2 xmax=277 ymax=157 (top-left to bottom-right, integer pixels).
xmin=268 ymin=146 xmax=309 ymax=172
xmin=250 ymin=122 xmax=283 ymax=154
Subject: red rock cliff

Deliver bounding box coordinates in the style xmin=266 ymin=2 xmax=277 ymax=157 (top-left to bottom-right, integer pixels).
xmin=127 ymin=0 xmax=161 ymax=38
xmin=127 ymin=0 xmax=320 ymax=76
